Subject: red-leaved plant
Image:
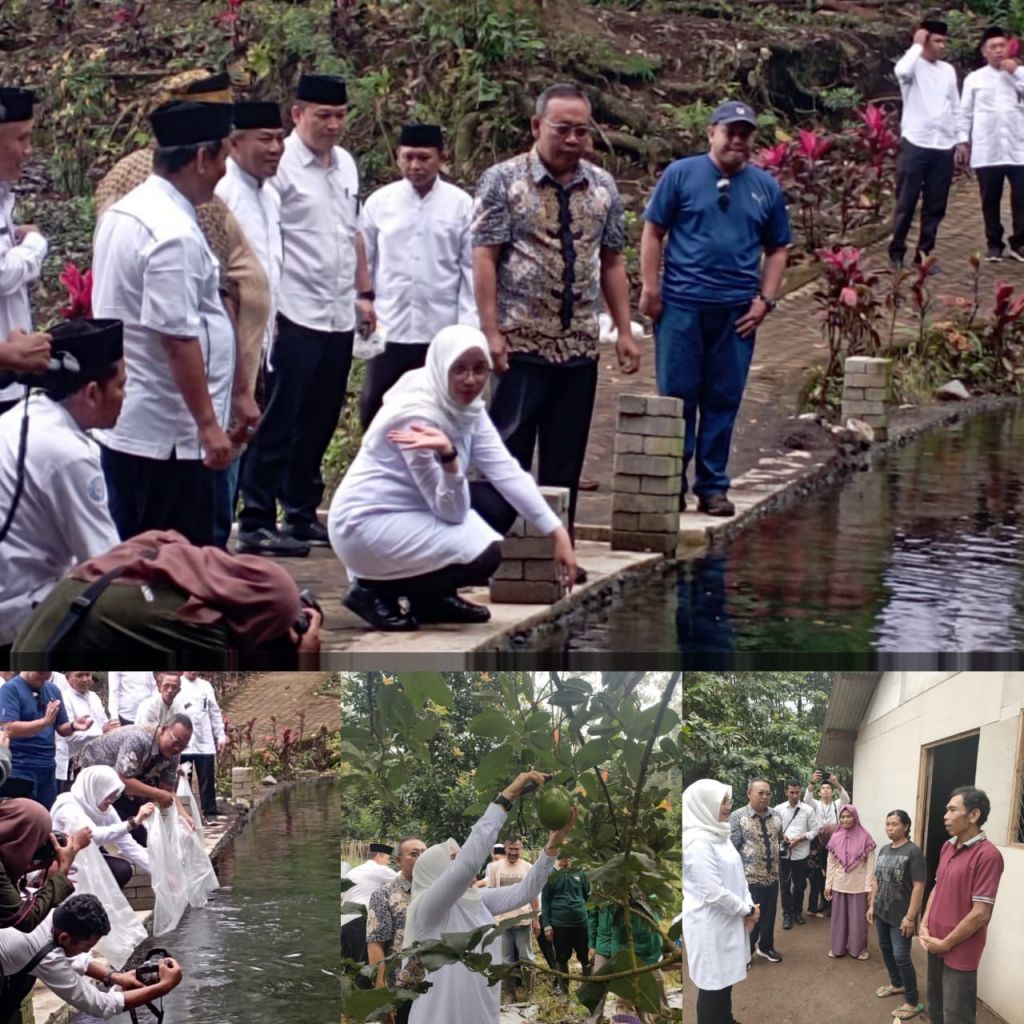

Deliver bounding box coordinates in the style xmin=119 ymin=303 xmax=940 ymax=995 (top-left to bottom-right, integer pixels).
xmin=814 ymin=245 xmax=882 ymax=381
xmin=59 ymin=262 xmax=93 ymax=319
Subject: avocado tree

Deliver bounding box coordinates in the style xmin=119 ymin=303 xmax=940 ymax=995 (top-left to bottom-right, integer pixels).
xmin=339 ymin=671 xmax=681 ymax=1022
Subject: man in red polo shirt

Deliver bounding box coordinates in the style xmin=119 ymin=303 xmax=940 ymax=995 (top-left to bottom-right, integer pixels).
xmin=918 ymin=786 xmax=1003 ymax=1024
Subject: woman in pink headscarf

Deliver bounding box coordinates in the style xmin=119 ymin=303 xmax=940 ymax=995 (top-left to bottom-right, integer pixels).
xmin=824 ymin=804 xmax=876 ymax=959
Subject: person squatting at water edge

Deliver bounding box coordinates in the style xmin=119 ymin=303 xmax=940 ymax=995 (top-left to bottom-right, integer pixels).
xmin=328 ymin=324 xmax=577 ymax=631
xmin=395 ymin=771 xmax=577 ymax=1024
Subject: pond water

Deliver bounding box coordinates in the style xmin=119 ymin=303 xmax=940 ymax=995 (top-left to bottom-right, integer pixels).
xmin=77 ymin=779 xmax=340 ymax=1024
xmin=555 ymin=407 xmax=1024 ymax=661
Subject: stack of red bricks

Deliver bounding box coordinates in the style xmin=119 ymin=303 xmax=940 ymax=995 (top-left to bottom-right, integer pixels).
xmin=611 ymin=393 xmax=683 ymax=555
xmin=489 ymin=486 xmax=570 ymax=604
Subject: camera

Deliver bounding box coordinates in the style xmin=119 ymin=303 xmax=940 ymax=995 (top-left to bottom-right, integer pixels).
xmin=0 ymin=351 xmax=80 ymax=390
xmin=134 ymin=948 xmax=171 ymax=984
xmin=31 ymin=830 xmax=68 ymax=867
xmin=293 ymin=588 xmax=322 ymax=636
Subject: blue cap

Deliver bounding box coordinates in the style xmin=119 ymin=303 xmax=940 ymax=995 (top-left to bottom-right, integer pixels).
xmin=710 ymin=100 xmax=758 ymax=126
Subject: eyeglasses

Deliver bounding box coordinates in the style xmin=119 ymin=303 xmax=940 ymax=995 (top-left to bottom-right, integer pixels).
xmin=716 ymin=177 xmax=731 ymax=210
xmin=542 ymin=119 xmax=594 ymax=139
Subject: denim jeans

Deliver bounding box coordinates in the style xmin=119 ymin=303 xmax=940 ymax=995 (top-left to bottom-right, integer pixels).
xmin=876 ymin=917 xmax=919 ymax=1004
xmin=502 ymin=924 xmax=534 ymax=981
xmin=654 ymin=302 xmax=756 ymax=498
xmin=12 ymin=765 xmax=57 ymax=810
xmin=212 ymin=459 xmax=241 ymax=550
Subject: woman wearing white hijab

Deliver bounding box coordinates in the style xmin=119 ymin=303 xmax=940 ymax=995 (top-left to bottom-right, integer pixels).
xmin=401 ymin=771 xmax=577 ymax=1023
xmin=683 ymin=779 xmax=759 ymax=1024
xmin=329 ymin=324 xmax=577 ymax=631
xmin=50 ymin=766 xmax=154 ymax=888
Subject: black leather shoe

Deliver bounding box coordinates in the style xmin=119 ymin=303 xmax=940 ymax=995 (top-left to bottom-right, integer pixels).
xmin=411 ymin=593 xmax=491 ymax=624
xmin=697 ymin=492 xmax=736 ymax=517
xmin=794 ymin=913 xmax=806 ymax=925
xmin=342 ymin=581 xmax=419 ymax=631
xmin=236 ymin=527 xmax=310 ymax=557
xmin=282 ymin=520 xmax=330 ymax=546
xmin=782 ymin=914 xmax=793 ymax=930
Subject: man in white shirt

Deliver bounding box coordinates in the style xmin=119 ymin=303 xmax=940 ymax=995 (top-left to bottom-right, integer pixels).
xmin=0 ymin=319 xmax=125 ymax=655
xmin=0 ymin=894 xmax=182 ymax=1020
xmin=958 ymin=26 xmax=1024 ymax=261
xmin=134 ymin=672 xmax=185 ymax=731
xmin=93 ymin=100 xmax=239 ymax=548
xmin=178 ymin=670 xmax=226 ymax=817
xmin=107 ymin=671 xmax=157 ymax=725
xmin=55 ymin=670 xmax=116 ymax=792
xmin=341 ymin=842 xmax=396 ymax=983
xmin=0 ymin=86 xmax=48 ymax=418
xmin=889 ymin=19 xmax=962 ymax=269
xmin=238 ymin=72 xmax=374 ymax=554
xmin=485 ymin=836 xmax=539 ymax=1000
xmin=774 ymin=779 xmax=819 ymax=931
xmin=357 ymin=123 xmax=477 ymax=428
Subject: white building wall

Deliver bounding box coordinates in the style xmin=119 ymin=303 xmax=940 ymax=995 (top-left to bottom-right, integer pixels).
xmin=852 ymin=673 xmax=1023 ymax=1024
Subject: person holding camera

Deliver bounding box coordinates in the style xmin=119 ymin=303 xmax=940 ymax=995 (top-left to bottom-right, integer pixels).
xmin=773 ymin=779 xmax=818 ymax=931
xmin=804 ymin=770 xmax=851 ymax=917
xmin=399 ymin=771 xmax=577 ymax=1024
xmin=0 ymin=893 xmax=183 ymax=1020
xmin=0 ymin=319 xmax=125 ymax=659
xmin=11 ymin=529 xmax=323 ymax=665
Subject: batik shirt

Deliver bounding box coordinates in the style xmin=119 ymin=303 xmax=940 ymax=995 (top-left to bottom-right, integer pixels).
xmin=365 ymin=875 xmax=419 ymax=987
xmin=729 ymin=805 xmax=783 ymax=886
xmin=79 ymin=725 xmax=178 ymax=789
xmin=471 ymin=148 xmax=625 ymax=363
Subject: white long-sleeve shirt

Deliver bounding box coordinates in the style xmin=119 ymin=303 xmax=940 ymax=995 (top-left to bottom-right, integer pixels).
xmin=773 ymin=799 xmax=819 ymax=862
xmin=328 ymin=410 xmax=562 ymax=580
xmin=133 ymin=694 xmax=185 ymax=731
xmin=107 ymin=672 xmax=157 ymax=722
xmin=0 ymin=183 xmax=47 ymax=404
xmin=273 ymin=133 xmax=360 ymax=333
xmin=340 ymin=858 xmax=397 ymax=926
xmin=49 ymin=796 xmax=151 ymax=874
xmin=361 ymin=177 xmax=477 ymax=344
xmin=894 ymin=44 xmax=961 ymax=150
xmin=54 ymin=682 xmax=108 ymax=781
xmin=408 ymin=803 xmax=556 ymax=1024
xmin=179 ymin=674 xmax=225 ymax=755
xmin=958 ymin=63 xmax=1024 ymax=167
xmin=804 ymin=785 xmax=851 ymax=828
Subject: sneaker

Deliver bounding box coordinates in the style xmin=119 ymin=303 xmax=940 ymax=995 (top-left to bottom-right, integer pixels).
xmin=697 ymin=492 xmax=736 ymax=517
xmin=282 ymin=520 xmax=330 ymax=546
xmin=1009 ymin=246 xmax=1024 ymax=263
xmin=782 ymin=914 xmax=793 ymax=930
xmin=986 ymin=246 xmax=1004 ymax=262
xmin=236 ymin=527 xmax=310 ymax=557
xmin=755 ymin=948 xmax=783 ymax=963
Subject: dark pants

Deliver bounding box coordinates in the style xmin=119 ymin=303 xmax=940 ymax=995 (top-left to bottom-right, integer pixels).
xmin=101 ymin=445 xmax=216 ymax=548
xmin=341 ymin=917 xmax=373 ymax=990
xmin=655 ymin=302 xmax=754 ymax=499
xmin=103 ymin=851 xmax=134 ymax=889
xmin=877 ymin=918 xmax=919 ymax=1005
xmin=358 ymin=342 xmax=430 ymax=430
xmin=211 ymin=460 xmax=241 ymax=550
xmin=0 ymin=398 xmax=20 ymax=418
xmin=359 ymin=481 xmax=516 ymax=596
xmin=807 ymin=854 xmax=826 ymax=911
xmin=0 ymin=970 xmax=35 ymax=1023
xmin=976 ymin=164 xmax=1024 ymax=252
xmin=11 ymin=766 xmax=57 ymax=810
xmin=114 ymin=793 xmax=149 ymax=847
xmin=779 ymin=856 xmax=808 ymax=916
xmin=889 ymin=139 xmax=955 ymax=263
xmin=553 ymin=924 xmax=590 ymax=992
xmin=537 ymin=926 xmax=557 ymax=969
xmin=927 ymin=952 xmax=977 ymax=1024
xmin=696 ymin=985 xmax=733 ymax=1024
xmin=748 ymin=880 xmax=778 ymax=954
xmin=181 ymin=752 xmax=217 ymax=816
xmin=239 ymin=315 xmax=353 ymax=532
xmin=488 ymin=355 xmax=599 ymax=534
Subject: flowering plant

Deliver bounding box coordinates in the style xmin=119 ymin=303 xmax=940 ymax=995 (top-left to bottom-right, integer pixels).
xmin=59 ymin=262 xmax=93 ymax=319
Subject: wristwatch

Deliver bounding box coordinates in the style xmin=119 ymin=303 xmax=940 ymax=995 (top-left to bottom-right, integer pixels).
xmin=745 ymin=904 xmax=756 ymax=917
xmin=357 ymin=290 xmax=375 ymax=301
xmin=493 ymin=792 xmax=513 ymax=811
xmin=437 ymin=447 xmax=458 ymax=464
xmin=757 ymin=293 xmax=777 ymax=312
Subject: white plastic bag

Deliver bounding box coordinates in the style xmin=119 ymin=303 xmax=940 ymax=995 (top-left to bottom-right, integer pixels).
xmin=147 ymin=806 xmax=191 ymax=936
xmin=71 ymin=843 xmax=147 ymax=968
xmin=178 ymin=812 xmax=219 ymax=908
xmin=353 ymin=324 xmax=386 ymax=360
xmin=177 ymin=765 xmax=205 ymax=846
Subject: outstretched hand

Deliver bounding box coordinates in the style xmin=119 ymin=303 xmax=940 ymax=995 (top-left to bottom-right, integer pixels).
xmin=387 ymin=423 xmax=455 ymax=454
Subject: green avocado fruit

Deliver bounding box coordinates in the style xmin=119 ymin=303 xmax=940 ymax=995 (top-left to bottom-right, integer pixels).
xmin=537 ymin=787 xmax=573 ymax=830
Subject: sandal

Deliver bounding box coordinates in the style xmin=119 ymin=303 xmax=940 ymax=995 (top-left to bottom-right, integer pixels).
xmin=877 ymin=986 xmax=905 ymax=998
xmin=828 ymin=951 xmax=838 ymax=958
xmin=856 ymin=951 xmax=871 ymax=960
xmin=892 ymin=1004 xmax=925 ymax=1020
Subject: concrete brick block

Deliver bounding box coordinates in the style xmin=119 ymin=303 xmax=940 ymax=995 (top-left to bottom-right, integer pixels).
xmin=618 ymin=414 xmax=683 ymax=438
xmin=613 ymin=491 xmax=679 ymax=514
xmin=640 ymin=474 xmax=683 ymax=496
xmin=506 ymin=518 xmax=527 ymax=537
xmin=842 ymin=399 xmax=886 ymax=417
xmin=613 ymin=473 xmax=640 ymax=493
xmin=637 ymin=512 xmax=681 ymax=533
xmin=611 ymin=530 xmax=679 ymax=554
xmin=643 ymin=435 xmax=684 ymax=457
xmin=618 ymin=393 xmax=647 ymax=414
xmin=127 ymin=896 xmax=155 ymax=911
xmin=232 ymin=767 xmax=254 ymax=783
xmin=644 ymin=395 xmax=684 ymax=417
xmin=614 ymin=433 xmax=644 ymax=455
xmin=501 ymin=537 xmax=555 ymax=559
xmin=614 ymin=453 xmax=678 ymax=477
xmin=842 ymin=386 xmax=866 ymax=400
xmin=612 ymin=511 xmax=639 ymax=531
xmin=865 ymin=387 xmax=889 ymax=401
xmin=538 ymin=486 xmax=569 ymax=515
xmin=524 ymin=559 xmax=559 ymax=582
xmin=845 ymin=356 xmax=890 ymax=373
xmin=489 ymin=580 xmax=562 ymax=604
xmin=492 ymin=559 xmax=523 ymax=581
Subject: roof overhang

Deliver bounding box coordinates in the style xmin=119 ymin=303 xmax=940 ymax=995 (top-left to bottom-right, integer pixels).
xmin=816 ymin=672 xmax=883 ymax=767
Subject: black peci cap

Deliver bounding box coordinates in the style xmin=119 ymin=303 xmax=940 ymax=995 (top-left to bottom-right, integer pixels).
xmin=0 ymin=87 xmax=36 ymax=123
xmin=398 ymin=123 xmax=444 ymax=149
xmin=232 ymin=100 xmax=283 ymax=131
xmin=296 ymin=73 xmax=347 ymax=106
xmin=149 ymin=101 xmax=234 ymax=147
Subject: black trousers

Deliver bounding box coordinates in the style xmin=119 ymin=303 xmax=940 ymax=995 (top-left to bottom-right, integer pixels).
xmin=748 ymin=880 xmax=778 ymax=954
xmin=341 ymin=917 xmax=373 ymax=989
xmin=696 ymin=985 xmax=733 ymax=1024
xmin=889 ymin=139 xmax=955 ymax=262
xmin=779 ymin=856 xmax=808 ymax=916
xmin=976 ymin=164 xmax=1024 ymax=251
xmin=358 ymin=342 xmax=430 ymax=430
xmin=360 ymin=481 xmax=517 ymax=596
xmin=114 ymin=793 xmax=149 ymax=847
xmin=553 ymin=924 xmax=590 ymax=991
xmin=103 ymin=851 xmax=134 ymax=889
xmin=101 ymin=445 xmax=216 ymax=548
xmin=927 ymin=953 xmax=977 ymax=1024
xmin=0 ymin=970 xmax=35 ymax=1023
xmin=181 ymin=752 xmax=217 ymax=816
xmin=488 ymin=355 xmax=599 ymax=534
xmin=239 ymin=315 xmax=353 ymax=532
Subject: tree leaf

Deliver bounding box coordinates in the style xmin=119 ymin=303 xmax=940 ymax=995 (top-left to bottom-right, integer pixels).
xmin=398 ymin=672 xmax=452 ymax=708
xmin=575 ymin=737 xmax=610 ymax=771
xmin=468 ymin=709 xmax=516 ymax=738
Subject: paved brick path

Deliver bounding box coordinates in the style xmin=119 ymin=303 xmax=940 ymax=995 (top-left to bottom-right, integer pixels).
xmin=220 ymin=671 xmax=338 ymax=744
xmin=577 ymin=180 xmax=1022 ymax=528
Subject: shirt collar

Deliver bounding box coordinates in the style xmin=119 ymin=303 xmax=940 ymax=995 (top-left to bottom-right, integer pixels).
xmin=401 ymin=176 xmax=437 ymax=201
xmin=291 ymin=132 xmax=337 ymax=169
xmin=229 ymin=157 xmax=264 ymax=191
xmin=528 ymin=146 xmax=588 ymax=188
xmin=948 ymin=831 xmax=987 ymax=850
xmin=146 ymin=174 xmax=199 ymax=223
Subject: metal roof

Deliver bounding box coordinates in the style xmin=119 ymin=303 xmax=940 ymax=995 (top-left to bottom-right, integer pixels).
xmin=816 ymin=672 xmax=883 ymax=767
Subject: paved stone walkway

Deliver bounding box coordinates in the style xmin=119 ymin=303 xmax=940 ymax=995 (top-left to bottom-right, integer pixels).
xmin=220 ymin=671 xmax=339 ymax=742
